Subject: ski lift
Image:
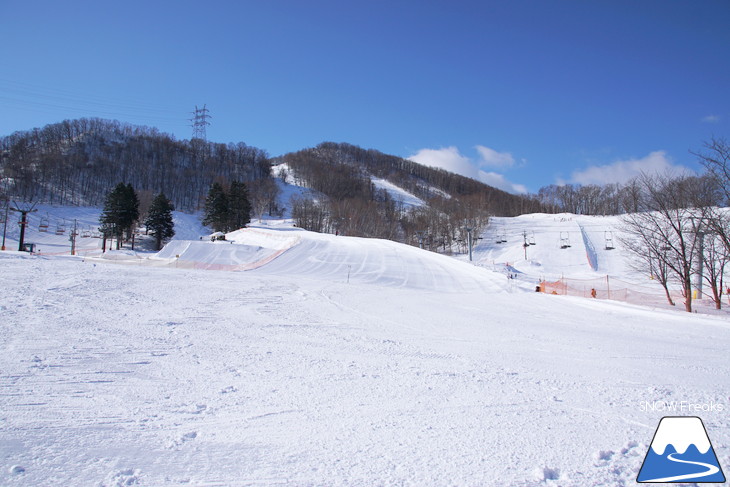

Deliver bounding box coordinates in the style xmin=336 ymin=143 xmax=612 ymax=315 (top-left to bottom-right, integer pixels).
xmin=55 ymin=220 xmax=66 ymax=235
xmin=560 ymin=232 xmax=571 ymax=249
xmin=496 ymin=233 xmax=507 ymax=244
xmin=38 ymin=214 xmax=49 ymax=232
xmin=604 ymin=231 xmax=615 ymax=250
xmin=81 ymin=226 xmax=91 ymax=238
xmin=529 ymin=231 xmax=536 ymax=246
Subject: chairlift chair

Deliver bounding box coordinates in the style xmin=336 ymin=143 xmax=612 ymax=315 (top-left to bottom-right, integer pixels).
xmin=560 ymin=232 xmax=571 ymax=249
xmin=55 ymin=220 xmax=66 ymax=235
xmin=604 ymin=231 xmax=615 ymax=250
xmin=38 ymin=214 xmax=49 ymax=232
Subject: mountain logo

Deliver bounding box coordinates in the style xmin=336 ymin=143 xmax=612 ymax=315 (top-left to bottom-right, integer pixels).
xmin=637 ymin=416 xmax=726 ymax=483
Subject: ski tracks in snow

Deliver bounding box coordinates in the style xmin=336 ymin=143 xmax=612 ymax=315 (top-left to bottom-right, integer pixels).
xmin=1 ymin=253 xmax=729 ymax=485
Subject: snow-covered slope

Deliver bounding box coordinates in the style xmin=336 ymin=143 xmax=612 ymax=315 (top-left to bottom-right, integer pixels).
xmin=1 ymin=206 xmax=721 ymax=306
xmin=469 ymin=213 xmax=730 ymax=312
xmin=474 ymin=213 xmax=632 ymax=280
xmin=271 ymin=161 xmax=427 ymax=213
xmin=0 ymin=204 xmax=208 ymax=254
xmin=0 ymin=204 xmax=500 ymax=292
xmin=1 ymin=242 xmax=728 ymax=486
xmin=2 ymin=206 xmax=730 ymax=486
xmin=1 ymin=205 xmax=104 ymax=254
xmin=370 ymin=177 xmax=425 ymax=207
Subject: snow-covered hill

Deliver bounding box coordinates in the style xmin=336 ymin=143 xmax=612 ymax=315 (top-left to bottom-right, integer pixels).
xmin=2 ymin=205 xmax=725 ymax=310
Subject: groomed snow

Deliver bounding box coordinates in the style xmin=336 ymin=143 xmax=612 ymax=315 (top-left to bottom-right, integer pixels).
xmin=1 ymin=207 xmax=729 ymax=486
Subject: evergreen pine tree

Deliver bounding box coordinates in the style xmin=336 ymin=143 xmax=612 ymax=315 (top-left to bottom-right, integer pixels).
xmin=203 ymin=182 xmax=230 ymax=232
xmin=145 ymin=193 xmax=175 ymax=251
xmin=228 ymin=180 xmax=252 ymax=230
xmin=99 ymin=182 xmax=140 ymax=249
xmin=121 ymin=183 xmax=140 ymax=240
xmin=100 ymin=182 xmax=139 ymax=249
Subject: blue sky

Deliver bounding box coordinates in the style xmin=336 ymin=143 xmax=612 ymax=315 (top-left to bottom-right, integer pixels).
xmin=1 ymin=1 xmax=728 ymax=193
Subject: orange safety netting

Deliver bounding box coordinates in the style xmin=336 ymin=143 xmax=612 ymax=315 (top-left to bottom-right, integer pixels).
xmin=538 ymin=275 xmax=693 ymax=308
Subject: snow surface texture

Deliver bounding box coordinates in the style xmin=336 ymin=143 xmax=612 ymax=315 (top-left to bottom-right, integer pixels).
xmin=1 ymin=207 xmax=729 ymax=485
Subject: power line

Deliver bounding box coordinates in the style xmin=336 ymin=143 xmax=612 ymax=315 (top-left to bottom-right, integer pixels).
xmin=0 ymin=97 xmax=187 ymax=127
xmin=0 ymin=78 xmax=189 ymax=129
xmin=0 ymin=78 xmax=181 ymax=114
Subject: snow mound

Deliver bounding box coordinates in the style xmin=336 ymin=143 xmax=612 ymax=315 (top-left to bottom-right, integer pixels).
xmin=244 ymin=226 xmax=506 ymax=292
xmin=153 ymin=228 xmax=300 ymax=271
xmin=152 ymin=225 xmax=505 ymax=292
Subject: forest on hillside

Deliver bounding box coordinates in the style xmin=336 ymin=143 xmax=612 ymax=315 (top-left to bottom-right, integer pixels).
xmin=279 ymin=142 xmax=545 ymax=252
xmin=284 ymin=142 xmax=541 ymax=215
xmin=0 ymin=118 xmax=274 ymax=212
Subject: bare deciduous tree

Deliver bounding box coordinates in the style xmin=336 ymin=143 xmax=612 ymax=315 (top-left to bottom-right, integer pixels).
xmin=698 ymin=228 xmax=729 ymax=309
xmin=693 ymin=137 xmax=730 ymax=204
xmin=620 ymin=173 xmax=704 ymax=312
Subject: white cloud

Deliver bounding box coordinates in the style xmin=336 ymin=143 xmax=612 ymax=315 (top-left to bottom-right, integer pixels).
xmin=702 ymin=114 xmax=721 ymax=123
xmin=408 ymin=146 xmax=527 ymax=194
xmin=475 ymin=145 xmax=516 ymax=169
xmin=478 ymin=170 xmax=528 ymax=194
xmin=570 ymin=151 xmax=692 ymax=185
xmin=408 ymin=146 xmax=476 ymax=178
